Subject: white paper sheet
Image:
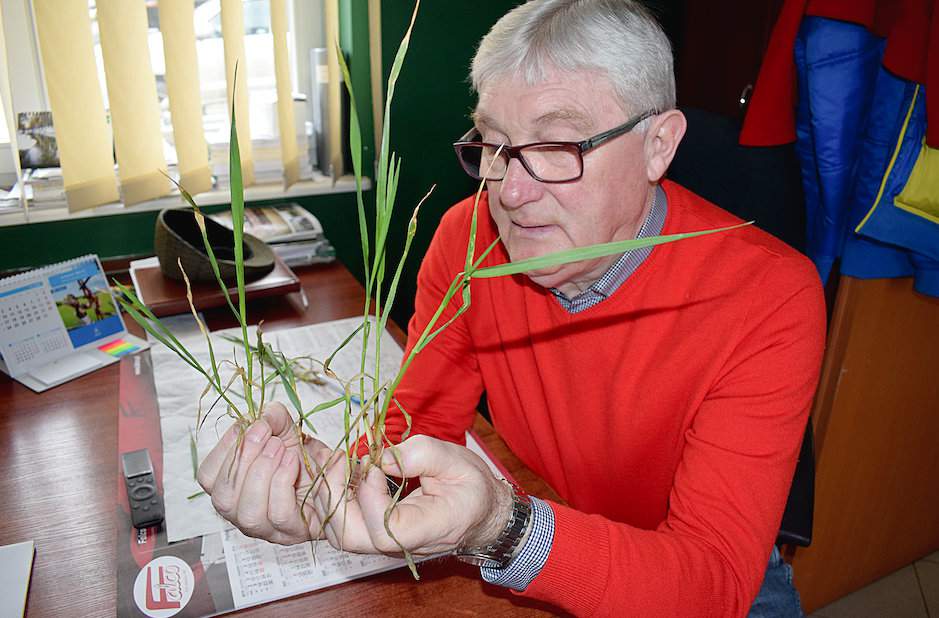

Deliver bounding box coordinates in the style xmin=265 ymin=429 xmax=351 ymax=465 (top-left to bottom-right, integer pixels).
xmin=152 ymin=317 xmax=407 ymax=543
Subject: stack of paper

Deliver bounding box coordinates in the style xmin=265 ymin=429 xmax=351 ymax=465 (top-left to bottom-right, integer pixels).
xmin=209 ymin=203 xmax=336 ymax=268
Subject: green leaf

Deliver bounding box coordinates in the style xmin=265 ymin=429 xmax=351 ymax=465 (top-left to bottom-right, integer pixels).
xmin=471 ymin=223 xmax=752 ymax=279
xmin=178 ymin=260 xmax=221 ymax=389
xmin=228 ymin=62 xmax=254 ymax=413
xmin=114 ymin=281 xmax=202 ymax=370
xmin=189 ymin=429 xmax=199 ymax=480
xmin=378 ymin=187 xmax=434 ymax=339
xmin=161 ymin=172 xmax=241 ymax=321
xmin=471 ymin=237 xmax=502 ymax=271
xmin=335 ymin=46 xmax=370 ymax=288
xmin=324 ymin=321 xmax=367 ymax=371
xmin=300 ymin=395 xmax=347 ymax=434
xmin=393 ymin=396 xmax=413 ymax=441
xmin=259 ymin=346 xmax=304 ymax=416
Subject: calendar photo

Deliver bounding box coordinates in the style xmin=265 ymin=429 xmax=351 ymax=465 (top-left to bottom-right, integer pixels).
xmin=53 ymin=274 xmax=116 ymax=328
xmin=48 ymin=258 xmax=123 ymax=349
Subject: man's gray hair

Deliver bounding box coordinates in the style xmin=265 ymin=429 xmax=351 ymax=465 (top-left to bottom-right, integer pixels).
xmin=471 ymin=0 xmax=676 ymax=116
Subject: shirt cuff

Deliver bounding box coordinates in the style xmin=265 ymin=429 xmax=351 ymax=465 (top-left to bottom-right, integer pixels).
xmin=480 ymin=496 xmax=555 ymax=591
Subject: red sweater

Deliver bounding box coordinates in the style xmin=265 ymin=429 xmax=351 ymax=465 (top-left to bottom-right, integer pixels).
xmin=387 ymin=181 xmax=826 ymax=616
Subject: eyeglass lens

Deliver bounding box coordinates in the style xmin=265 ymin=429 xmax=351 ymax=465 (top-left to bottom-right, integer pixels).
xmin=459 ymin=143 xmax=582 ymax=182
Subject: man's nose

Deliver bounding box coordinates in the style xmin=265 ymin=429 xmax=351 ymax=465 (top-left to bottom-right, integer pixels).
xmin=497 ymin=157 xmax=541 ymax=209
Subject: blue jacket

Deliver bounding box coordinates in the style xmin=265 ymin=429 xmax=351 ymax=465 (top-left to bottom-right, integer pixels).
xmin=794 ymin=17 xmax=939 ymax=296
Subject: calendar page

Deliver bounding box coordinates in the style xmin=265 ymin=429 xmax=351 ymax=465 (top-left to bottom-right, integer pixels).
xmin=0 ymin=255 xmax=126 ymax=377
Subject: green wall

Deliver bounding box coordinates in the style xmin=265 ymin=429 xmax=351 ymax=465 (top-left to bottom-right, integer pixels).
xmin=375 ymin=0 xmax=520 ymax=328
xmin=0 ymin=194 xmax=368 ymax=280
xmin=0 ymin=1 xmax=519 ymax=330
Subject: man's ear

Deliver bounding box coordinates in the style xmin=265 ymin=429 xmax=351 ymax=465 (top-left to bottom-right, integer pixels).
xmin=644 ymin=109 xmax=687 ymax=183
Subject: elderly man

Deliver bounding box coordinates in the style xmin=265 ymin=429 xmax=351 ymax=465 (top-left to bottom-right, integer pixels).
xmin=197 ymin=1 xmax=824 ymax=615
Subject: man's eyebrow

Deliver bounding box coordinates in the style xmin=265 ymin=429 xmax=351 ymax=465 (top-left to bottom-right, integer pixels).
xmin=470 ymin=108 xmax=592 ymax=133
xmin=534 ymin=109 xmax=592 ymax=131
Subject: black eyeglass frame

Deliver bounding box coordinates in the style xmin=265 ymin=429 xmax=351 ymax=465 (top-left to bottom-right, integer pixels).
xmin=452 ymin=108 xmax=659 ymax=183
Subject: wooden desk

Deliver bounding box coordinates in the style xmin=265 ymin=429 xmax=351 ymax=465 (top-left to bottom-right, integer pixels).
xmin=0 ymin=262 xmax=560 ymax=617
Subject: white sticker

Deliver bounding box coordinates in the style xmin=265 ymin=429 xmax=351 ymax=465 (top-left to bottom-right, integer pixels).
xmin=133 ymin=556 xmax=194 ymax=618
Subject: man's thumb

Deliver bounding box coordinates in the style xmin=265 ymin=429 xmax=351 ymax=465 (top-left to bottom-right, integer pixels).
xmin=379 ymin=435 xmax=452 ymax=479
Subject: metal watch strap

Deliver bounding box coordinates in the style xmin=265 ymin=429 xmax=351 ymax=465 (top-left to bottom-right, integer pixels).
xmin=455 ymin=481 xmax=532 ymax=569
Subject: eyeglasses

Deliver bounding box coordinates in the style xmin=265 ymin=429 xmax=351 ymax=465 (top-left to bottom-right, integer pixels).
xmin=452 ymin=109 xmax=658 ymax=183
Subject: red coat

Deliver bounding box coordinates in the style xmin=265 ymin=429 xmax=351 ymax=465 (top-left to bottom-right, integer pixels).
xmin=741 ymin=0 xmax=938 ymax=147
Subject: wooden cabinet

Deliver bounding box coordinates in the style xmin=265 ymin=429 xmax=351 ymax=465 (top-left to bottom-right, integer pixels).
xmin=790 ymin=276 xmax=939 ymax=611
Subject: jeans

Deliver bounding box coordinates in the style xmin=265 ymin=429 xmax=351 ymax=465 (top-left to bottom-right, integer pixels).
xmin=748 ymin=546 xmax=804 ymax=617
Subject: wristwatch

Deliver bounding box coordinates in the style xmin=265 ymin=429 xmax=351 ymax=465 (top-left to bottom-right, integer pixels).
xmin=454 ymin=481 xmax=532 ymax=569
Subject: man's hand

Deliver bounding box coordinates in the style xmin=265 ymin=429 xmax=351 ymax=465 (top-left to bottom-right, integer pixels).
xmin=311 ymin=434 xmax=514 ymax=557
xmin=196 ymin=402 xmax=329 ymax=545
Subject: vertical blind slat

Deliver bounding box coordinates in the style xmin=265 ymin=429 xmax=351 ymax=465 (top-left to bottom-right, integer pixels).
xmin=220 ymin=0 xmax=255 ymax=187
xmin=271 ymin=0 xmax=299 ymax=188
xmin=33 ymin=0 xmax=118 ymax=212
xmin=158 ymin=0 xmax=212 ymax=196
xmin=324 ymin=0 xmax=343 ymax=179
xmin=96 ymin=0 xmax=170 ymax=206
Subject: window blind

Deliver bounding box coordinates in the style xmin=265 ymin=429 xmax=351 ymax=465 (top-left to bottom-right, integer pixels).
xmin=96 ymin=0 xmax=171 ymax=205
xmin=324 ymin=0 xmax=343 ymax=179
xmin=33 ymin=0 xmax=119 ymax=212
xmin=0 ymin=3 xmax=26 ymax=213
xmin=220 ymin=0 xmax=255 ymax=187
xmin=271 ymin=0 xmax=299 ymax=188
xmin=15 ymin=1 xmax=330 ymax=216
xmin=158 ymin=0 xmax=213 ymax=196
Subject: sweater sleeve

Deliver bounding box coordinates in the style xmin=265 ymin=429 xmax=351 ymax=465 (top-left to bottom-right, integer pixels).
xmin=380 ymin=202 xmax=485 ymax=446
xmin=517 ymin=260 xmax=826 ymax=617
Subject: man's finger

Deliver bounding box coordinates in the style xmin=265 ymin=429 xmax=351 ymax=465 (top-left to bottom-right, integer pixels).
xmin=196 ymin=422 xmax=239 ymax=493
xmin=260 ymin=402 xmax=298 ymax=444
xmin=356 ymin=462 xmax=410 ymax=553
xmin=311 ymin=455 xmax=377 ymax=553
xmin=380 ymin=435 xmax=468 ymax=481
xmin=313 ymin=451 xmax=348 ymax=520
xmin=268 ymin=447 xmax=318 ymax=541
xmin=233 ymin=436 xmax=285 ymax=539
xmin=210 ymin=419 xmax=272 ymax=517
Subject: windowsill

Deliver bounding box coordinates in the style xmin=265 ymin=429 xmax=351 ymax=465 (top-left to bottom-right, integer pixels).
xmin=0 ymin=174 xmax=371 ymax=227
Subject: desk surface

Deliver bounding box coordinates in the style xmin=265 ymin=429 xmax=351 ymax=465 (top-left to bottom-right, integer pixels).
xmin=0 ymin=262 xmax=561 ymax=617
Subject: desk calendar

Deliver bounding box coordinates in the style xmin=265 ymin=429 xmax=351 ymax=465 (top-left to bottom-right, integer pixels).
xmin=0 ymin=254 xmax=148 ymax=391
